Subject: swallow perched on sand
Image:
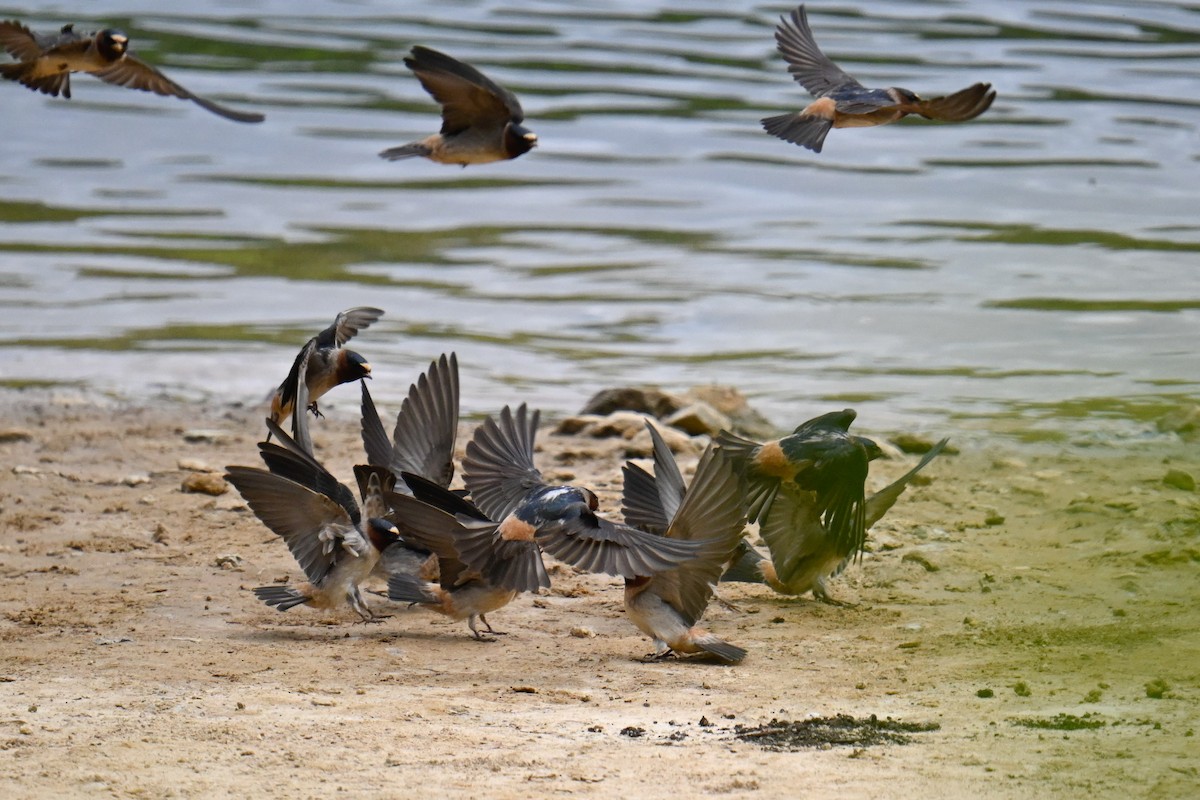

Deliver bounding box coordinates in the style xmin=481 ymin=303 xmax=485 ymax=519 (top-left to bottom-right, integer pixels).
xmin=269 ymin=307 xmax=383 ymax=436
xmin=385 ymin=473 xmax=520 ymax=640
xmin=457 ymin=403 xmax=713 ymax=593
xmin=0 ymin=20 xmax=264 ymax=122
xmin=379 ymin=45 xmax=537 ymax=166
xmin=359 ymin=353 xmax=460 ymax=582
xmin=722 ymin=438 xmax=948 ymax=602
xmin=225 ymin=420 xmax=403 ymax=621
xmin=761 ymin=4 xmax=994 ymax=153
xmin=620 ymin=424 xmax=749 ymax=663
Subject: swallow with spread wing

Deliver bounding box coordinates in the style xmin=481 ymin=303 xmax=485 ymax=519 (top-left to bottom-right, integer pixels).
xmin=225 ymin=420 xmax=403 ymax=621
xmin=269 ymin=307 xmax=383 ymax=435
xmin=359 ymin=352 xmax=461 ymax=583
xmin=380 ymin=46 xmax=536 ymax=166
xmin=762 ymin=4 xmax=994 ymax=152
xmin=456 ymin=403 xmax=714 ymax=594
xmin=0 ymin=20 xmax=264 ymax=122
xmin=384 ymin=472 xmax=520 ymax=641
xmin=620 ymin=423 xmax=749 ymax=663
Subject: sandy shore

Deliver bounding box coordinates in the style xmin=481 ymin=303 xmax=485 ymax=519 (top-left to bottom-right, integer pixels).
xmin=0 ymin=390 xmax=1196 ymax=799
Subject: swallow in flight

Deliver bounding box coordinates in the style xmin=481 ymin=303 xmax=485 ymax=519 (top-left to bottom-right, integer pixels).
xmin=0 ymin=20 xmax=264 ymax=122
xmin=761 ymin=4 xmax=994 ymax=152
xmin=379 ymin=46 xmax=537 ymax=166
xmin=269 ymin=307 xmax=383 ymax=436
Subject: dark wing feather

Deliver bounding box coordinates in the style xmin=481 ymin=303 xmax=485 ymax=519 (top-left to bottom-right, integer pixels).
xmin=757 ymin=483 xmax=828 ymax=586
xmin=651 ymin=445 xmax=748 ymax=624
xmin=387 ymin=353 xmax=459 ymax=487
xmin=620 ymin=462 xmax=670 ymax=534
xmin=714 ymin=429 xmax=779 ymax=523
xmin=259 ymin=418 xmax=359 ymax=524
xmin=910 ymin=82 xmax=995 ymax=122
xmin=405 ymin=45 xmax=523 ymax=134
xmin=537 ymin=514 xmax=709 ymax=579
xmin=402 ymin=472 xmax=490 ymax=523
xmin=359 ymin=380 xmax=394 ymax=472
xmin=462 ymin=403 xmax=545 ymax=521
xmin=774 ymin=5 xmax=863 ymax=97
xmin=0 ymin=20 xmax=44 ymax=61
xmin=865 ymin=438 xmax=948 ymax=527
xmin=325 ymin=306 xmax=384 ymax=348
xmin=224 ymin=466 xmax=350 ymax=584
xmin=91 ymin=54 xmax=264 ymax=122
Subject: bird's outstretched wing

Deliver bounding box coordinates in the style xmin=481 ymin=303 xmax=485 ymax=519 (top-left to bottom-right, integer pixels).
xmin=405 ymin=45 xmax=523 ymax=135
xmin=774 ymin=5 xmax=863 ymax=98
xmin=92 ymin=54 xmax=264 ymax=122
xmin=907 ymin=82 xmax=995 ymax=122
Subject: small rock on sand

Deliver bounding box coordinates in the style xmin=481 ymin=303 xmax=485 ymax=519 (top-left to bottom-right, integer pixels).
xmin=181 ymin=473 xmax=228 ymax=496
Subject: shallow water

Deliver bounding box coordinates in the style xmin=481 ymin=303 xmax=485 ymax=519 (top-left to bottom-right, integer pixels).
xmin=1 ymin=0 xmax=1197 ymax=438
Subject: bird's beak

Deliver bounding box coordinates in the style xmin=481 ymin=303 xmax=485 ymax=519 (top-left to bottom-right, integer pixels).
xmin=524 ymin=132 xmax=538 ymax=146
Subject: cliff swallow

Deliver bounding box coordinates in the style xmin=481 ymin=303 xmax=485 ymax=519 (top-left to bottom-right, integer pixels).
xmin=458 ymin=403 xmax=713 ymax=593
xmin=0 ymin=20 xmax=264 ymax=122
xmin=761 ymin=4 xmax=994 ymax=152
xmin=225 ymin=420 xmax=402 ymax=621
xmin=359 ymin=353 xmax=460 ymax=583
xmin=379 ymin=46 xmax=537 ymax=166
xmin=620 ymin=424 xmax=749 ymax=663
xmin=386 ymin=472 xmax=520 ymax=640
xmin=269 ymin=307 xmax=383 ymax=437
xmin=719 ymin=412 xmax=948 ymax=602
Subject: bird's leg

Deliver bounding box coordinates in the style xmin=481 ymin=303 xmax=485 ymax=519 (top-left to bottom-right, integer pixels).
xmin=642 ymin=643 xmax=677 ymax=662
xmin=468 ymin=615 xmax=496 ymax=642
xmin=711 ymin=591 xmax=743 ymax=614
xmin=307 ymin=401 xmax=324 ymax=419
xmin=812 ymin=578 xmax=853 ymax=607
xmin=480 ymin=614 xmax=507 ymax=636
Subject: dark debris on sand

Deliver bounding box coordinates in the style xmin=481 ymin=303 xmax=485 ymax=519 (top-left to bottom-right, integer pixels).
xmin=734 ymin=714 xmax=940 ymax=751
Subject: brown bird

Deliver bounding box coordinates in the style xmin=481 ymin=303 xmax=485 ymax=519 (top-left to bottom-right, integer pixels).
xmin=456 ymin=404 xmax=714 ymax=594
xmin=379 ymin=46 xmax=537 ymax=166
xmin=225 ymin=421 xmax=403 ymax=621
xmin=0 ymin=20 xmax=264 ymax=122
xmin=719 ymin=410 xmax=948 ymax=602
xmin=269 ymin=307 xmax=383 ymax=436
xmin=359 ymin=353 xmax=460 ymax=583
xmin=620 ymin=424 xmax=749 ymax=663
xmin=386 ymin=473 xmax=520 ymax=641
xmin=761 ymin=4 xmax=994 ymax=152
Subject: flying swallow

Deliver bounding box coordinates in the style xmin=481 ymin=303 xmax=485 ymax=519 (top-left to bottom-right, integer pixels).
xmin=385 ymin=472 xmax=520 ymax=640
xmin=225 ymin=420 xmax=403 ymax=621
xmin=457 ymin=403 xmax=714 ymax=594
xmin=359 ymin=353 xmax=460 ymax=583
xmin=379 ymin=46 xmax=537 ymax=166
xmin=0 ymin=20 xmax=264 ymax=122
xmin=761 ymin=4 xmax=994 ymax=152
xmin=620 ymin=424 xmax=749 ymax=663
xmin=269 ymin=307 xmax=383 ymax=437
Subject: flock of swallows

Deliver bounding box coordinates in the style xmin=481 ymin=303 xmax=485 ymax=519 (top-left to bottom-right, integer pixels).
xmin=224 ymin=307 xmax=948 ymax=663
xmin=2 ymin=5 xmax=996 ymax=157
xmin=5 ymin=4 xmax=975 ymax=662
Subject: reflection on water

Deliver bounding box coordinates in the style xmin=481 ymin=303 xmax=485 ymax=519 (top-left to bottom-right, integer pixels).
xmin=0 ymin=0 xmax=1196 ymax=437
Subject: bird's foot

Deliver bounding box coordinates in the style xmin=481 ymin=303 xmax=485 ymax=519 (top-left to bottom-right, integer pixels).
xmin=306 ymin=402 xmax=324 ymax=419
xmin=642 ymin=649 xmax=677 ymax=663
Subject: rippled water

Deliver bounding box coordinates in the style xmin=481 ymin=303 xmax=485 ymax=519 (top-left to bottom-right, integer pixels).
xmin=1 ymin=0 xmax=1197 ymax=439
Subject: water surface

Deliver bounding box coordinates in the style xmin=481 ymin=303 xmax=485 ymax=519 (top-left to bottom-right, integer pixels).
xmin=1 ymin=0 xmax=1197 ymax=439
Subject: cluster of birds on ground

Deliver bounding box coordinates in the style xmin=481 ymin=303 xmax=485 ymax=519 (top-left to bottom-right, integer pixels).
xmin=223 ymin=307 xmax=948 ymax=664
xmin=2 ymin=5 xmax=995 ymax=156
xmin=6 ymin=4 xmax=970 ymax=662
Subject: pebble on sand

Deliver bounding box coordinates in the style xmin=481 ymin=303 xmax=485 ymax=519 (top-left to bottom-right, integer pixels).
xmin=181 ymin=473 xmax=228 ymax=496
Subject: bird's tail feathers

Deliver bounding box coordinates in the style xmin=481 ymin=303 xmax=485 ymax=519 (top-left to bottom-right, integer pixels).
xmin=695 ymin=634 xmax=747 ymax=664
xmin=253 ymin=585 xmax=309 ymax=611
xmin=761 ymin=112 xmax=831 ymax=153
xmin=387 ymin=572 xmax=440 ymax=606
xmin=379 ymin=142 xmax=432 ymax=161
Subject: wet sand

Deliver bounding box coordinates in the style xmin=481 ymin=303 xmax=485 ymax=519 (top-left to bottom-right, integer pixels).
xmin=0 ymin=390 xmax=1196 ymax=799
